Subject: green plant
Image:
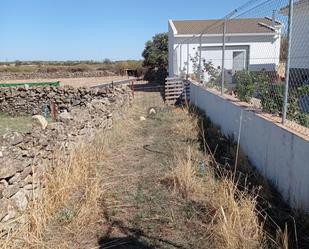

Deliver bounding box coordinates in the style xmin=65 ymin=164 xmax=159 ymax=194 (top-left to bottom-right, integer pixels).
xmin=203 ymin=60 xmax=220 ymax=84
xmin=190 ymin=52 xmax=203 ymax=81
xmin=295 ymin=112 xmax=309 ymax=127
xmin=255 ymin=71 xmax=309 ymax=127
xmin=142 ymin=33 xmax=168 ymax=83
xmin=235 ymin=71 xmax=255 ymax=102
xmin=256 ymin=73 xmax=284 ymax=114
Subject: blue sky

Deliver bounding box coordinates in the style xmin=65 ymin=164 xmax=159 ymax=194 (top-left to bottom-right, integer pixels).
xmin=0 ymin=0 xmax=249 ymax=61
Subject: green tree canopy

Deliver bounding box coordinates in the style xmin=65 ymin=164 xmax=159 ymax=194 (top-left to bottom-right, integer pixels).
xmin=142 ymin=33 xmax=168 ymax=70
xmin=142 ymin=33 xmax=168 ymax=82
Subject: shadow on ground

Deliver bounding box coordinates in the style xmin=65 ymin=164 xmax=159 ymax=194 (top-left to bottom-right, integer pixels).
xmin=130 ymin=81 xmax=164 ymax=93
xmin=97 ymin=202 xmax=187 ymax=249
xmin=98 ymin=236 xmax=154 ymax=249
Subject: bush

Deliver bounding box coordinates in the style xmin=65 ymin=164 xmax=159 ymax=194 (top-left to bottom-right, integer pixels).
xmin=235 ymin=71 xmax=255 ymax=102
xmin=232 ymin=70 xmax=309 ymax=127
xmin=295 ymin=113 xmax=309 ymax=127
xmin=256 ymin=73 xmax=284 ymax=114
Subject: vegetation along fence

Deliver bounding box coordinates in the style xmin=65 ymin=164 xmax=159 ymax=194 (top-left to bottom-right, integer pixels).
xmin=172 ymin=0 xmax=309 ymax=134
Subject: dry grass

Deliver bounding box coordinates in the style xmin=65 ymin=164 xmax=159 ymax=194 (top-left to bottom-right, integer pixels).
xmin=168 ymin=108 xmax=285 ymax=249
xmin=0 ymin=112 xmax=32 ymax=136
xmin=0 ymin=100 xmax=291 ymax=248
xmin=0 ymin=132 xmax=109 ymax=249
xmin=0 ymin=102 xmax=136 ymax=249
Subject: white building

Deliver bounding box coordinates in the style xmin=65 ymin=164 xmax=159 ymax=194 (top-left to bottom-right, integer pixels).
xmin=168 ymin=18 xmax=282 ymax=83
xmin=282 ymin=0 xmax=309 ymax=85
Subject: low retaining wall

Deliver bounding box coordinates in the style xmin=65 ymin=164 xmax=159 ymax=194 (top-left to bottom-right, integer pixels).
xmin=190 ymin=81 xmax=309 ymax=211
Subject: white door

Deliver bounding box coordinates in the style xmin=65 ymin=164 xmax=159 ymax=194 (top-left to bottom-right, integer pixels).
xmin=232 ymin=51 xmax=246 ymax=73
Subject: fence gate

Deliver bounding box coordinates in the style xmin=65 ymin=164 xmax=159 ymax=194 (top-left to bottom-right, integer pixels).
xmin=165 ymin=77 xmax=190 ymax=105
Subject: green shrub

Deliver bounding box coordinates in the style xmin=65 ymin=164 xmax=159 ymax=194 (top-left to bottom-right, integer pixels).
xmin=256 ymin=73 xmax=284 ymax=114
xmin=235 ymin=71 xmax=254 ymax=102
xmin=234 ymin=70 xmax=309 ymax=128
xmin=295 ymin=113 xmax=309 ymax=127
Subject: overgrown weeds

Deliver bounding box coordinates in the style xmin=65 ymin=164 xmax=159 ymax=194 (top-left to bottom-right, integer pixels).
xmin=166 ymin=107 xmax=291 ymax=249
xmin=0 ymin=132 xmax=109 ymax=248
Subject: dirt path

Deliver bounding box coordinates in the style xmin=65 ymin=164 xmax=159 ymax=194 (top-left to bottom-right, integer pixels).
xmin=96 ymin=85 xmax=198 ymax=249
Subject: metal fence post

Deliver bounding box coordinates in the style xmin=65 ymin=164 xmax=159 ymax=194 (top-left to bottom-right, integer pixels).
xmin=173 ymin=47 xmax=177 ymax=76
xmin=282 ymin=0 xmax=294 ymax=125
xmin=199 ymin=35 xmax=202 ymax=81
xmin=221 ymin=19 xmax=227 ymax=96
xmin=187 ymin=42 xmax=190 ymax=78
xmin=180 ymin=44 xmax=183 ymax=76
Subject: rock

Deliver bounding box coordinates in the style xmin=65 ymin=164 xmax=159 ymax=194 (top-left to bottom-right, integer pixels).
xmin=58 ymin=110 xmax=73 ymax=124
xmin=8 ymin=173 xmax=21 ymax=184
xmin=3 ymin=132 xmax=23 ymax=146
xmin=2 ymin=185 xmax=20 ymax=198
xmin=1 ymin=208 xmax=17 ymax=222
xmin=140 ymin=116 xmax=146 ymax=121
xmin=32 ymin=115 xmax=48 ymax=130
xmin=0 ymin=199 xmax=11 ymax=221
xmin=0 ymin=180 xmax=8 ymax=198
xmin=24 ymin=188 xmax=40 ymax=201
xmin=20 ymin=166 xmax=32 ymax=180
xmin=0 ymin=180 xmax=8 ymax=188
xmin=148 ymin=108 xmax=156 ymax=115
xmin=23 ymin=183 xmax=39 ymax=190
xmin=0 ymin=151 xmax=3 ymax=158
xmin=0 ymin=159 xmax=24 ymax=179
xmin=11 ymin=190 xmax=28 ymax=211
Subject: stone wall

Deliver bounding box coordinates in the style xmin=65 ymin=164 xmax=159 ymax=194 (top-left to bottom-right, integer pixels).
xmin=0 ymin=70 xmax=115 ymax=81
xmin=0 ymin=85 xmax=132 ymax=236
xmin=0 ymin=85 xmax=117 ymax=116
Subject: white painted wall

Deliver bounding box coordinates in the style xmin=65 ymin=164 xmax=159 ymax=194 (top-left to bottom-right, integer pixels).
xmin=168 ymin=21 xmax=281 ymax=79
xmin=190 ymin=81 xmax=309 ymax=211
xmin=290 ymin=2 xmax=309 ymax=69
xmin=168 ymin=21 xmax=176 ymax=77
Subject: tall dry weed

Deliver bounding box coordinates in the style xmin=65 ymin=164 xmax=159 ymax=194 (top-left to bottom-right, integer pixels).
xmin=0 ymin=132 xmax=108 ymax=249
xmin=168 ymin=107 xmax=281 ymax=249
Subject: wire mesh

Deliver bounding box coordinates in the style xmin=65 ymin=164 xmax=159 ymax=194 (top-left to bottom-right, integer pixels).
xmin=172 ymin=0 xmax=309 ymax=136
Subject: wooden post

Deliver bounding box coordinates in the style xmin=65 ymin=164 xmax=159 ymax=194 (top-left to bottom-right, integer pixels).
xmin=50 ymin=101 xmax=57 ymax=121
xmin=131 ymin=81 xmax=135 ymax=98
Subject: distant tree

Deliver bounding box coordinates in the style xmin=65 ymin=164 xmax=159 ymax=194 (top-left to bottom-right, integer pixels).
xmin=103 ymin=58 xmax=112 ymax=64
xmin=15 ymin=60 xmax=22 ymax=67
xmin=115 ymin=61 xmax=129 ymax=76
xmin=142 ymin=33 xmax=168 ymax=82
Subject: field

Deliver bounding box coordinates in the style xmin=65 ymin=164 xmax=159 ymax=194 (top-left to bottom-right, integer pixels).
xmin=0 ymin=113 xmax=32 ymax=136
xmin=0 ymin=60 xmax=141 ymax=87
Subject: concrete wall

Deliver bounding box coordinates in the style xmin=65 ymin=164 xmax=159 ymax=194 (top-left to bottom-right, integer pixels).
xmin=190 ymin=81 xmax=309 ymax=211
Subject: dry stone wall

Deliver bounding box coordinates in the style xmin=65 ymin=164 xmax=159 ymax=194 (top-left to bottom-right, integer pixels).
xmin=0 ymin=85 xmax=132 ymax=236
xmin=0 ymin=85 xmax=117 ymax=116
xmin=0 ymin=70 xmax=114 ymax=81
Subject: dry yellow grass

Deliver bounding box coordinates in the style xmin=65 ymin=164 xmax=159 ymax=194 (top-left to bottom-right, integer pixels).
xmin=168 ymin=108 xmax=286 ymax=249
xmin=0 ymin=100 xmax=290 ymax=249
xmin=0 ymin=133 xmax=108 ymax=249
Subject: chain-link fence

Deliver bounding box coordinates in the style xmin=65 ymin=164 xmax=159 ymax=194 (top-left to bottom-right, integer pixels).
xmin=172 ymin=0 xmax=309 ymax=136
